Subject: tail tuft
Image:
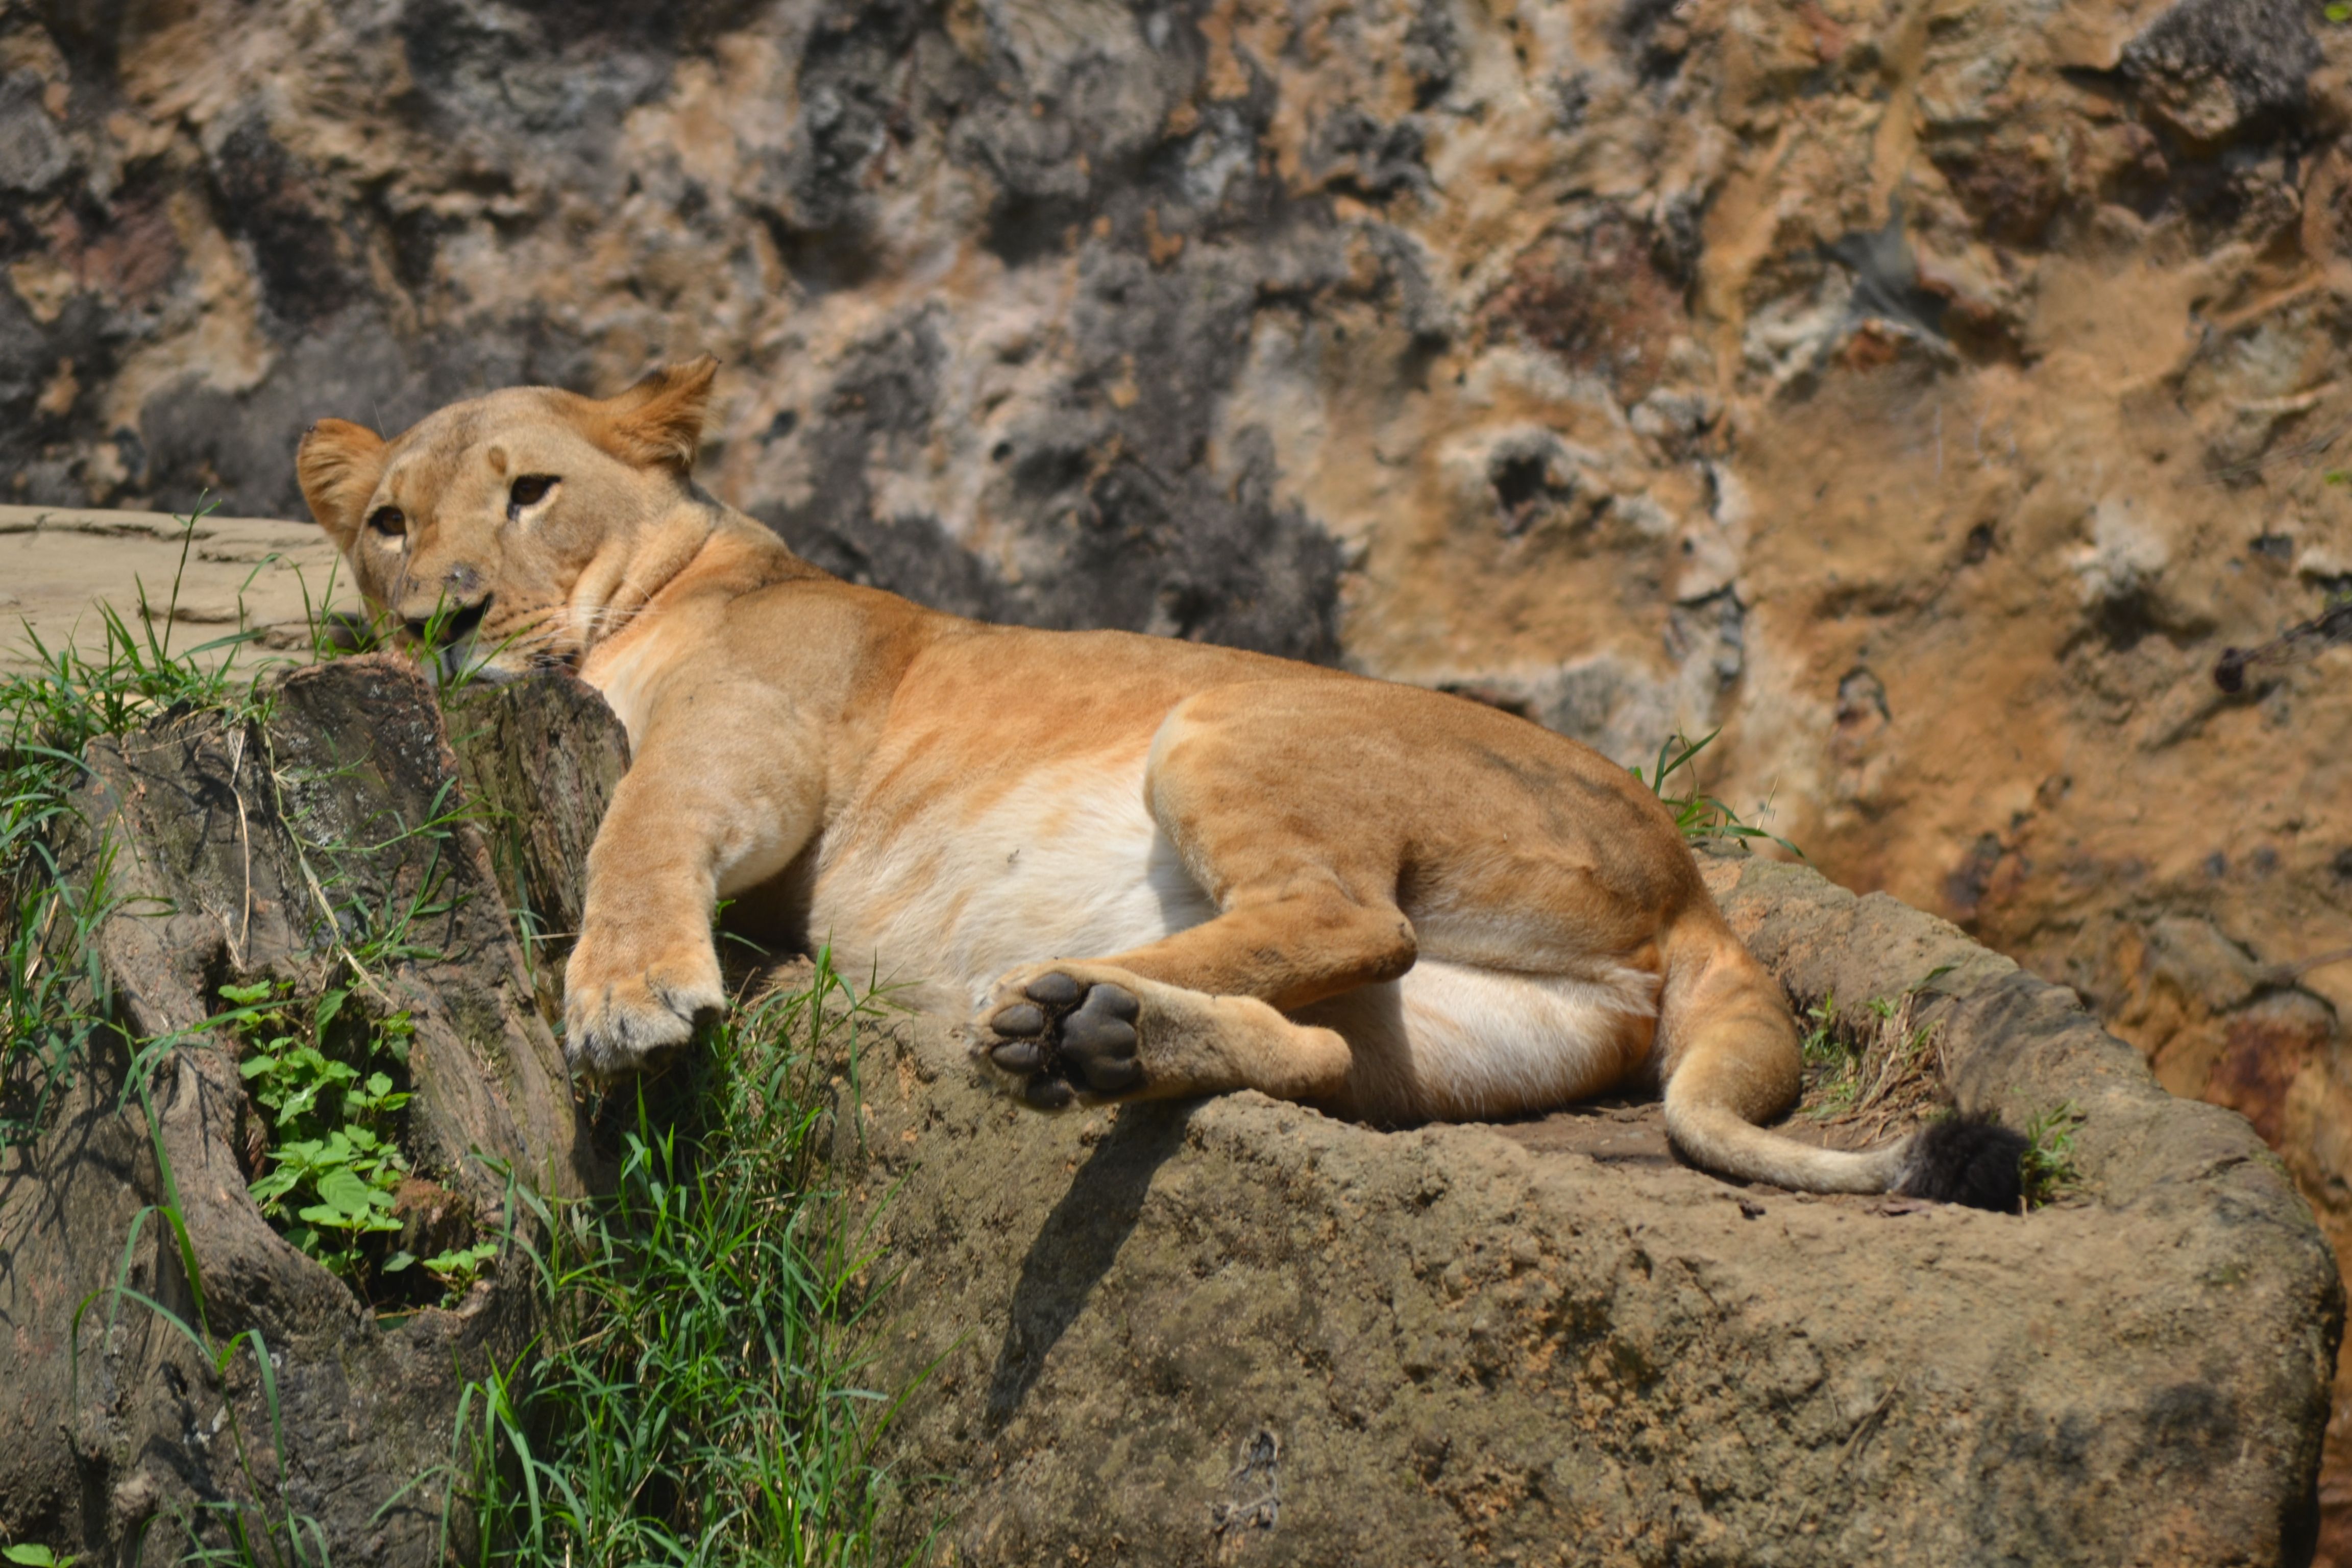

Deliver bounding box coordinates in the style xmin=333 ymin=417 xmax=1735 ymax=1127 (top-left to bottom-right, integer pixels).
xmin=1897 ymin=1113 xmax=2031 ymax=1212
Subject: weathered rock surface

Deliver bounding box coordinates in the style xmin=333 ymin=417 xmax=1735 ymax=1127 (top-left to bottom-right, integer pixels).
xmin=0 ymin=657 xmax=618 ymax=1563
xmin=849 ymin=850 xmax=2341 ymax=1566
xmin=0 ymin=503 xmax=352 ymax=671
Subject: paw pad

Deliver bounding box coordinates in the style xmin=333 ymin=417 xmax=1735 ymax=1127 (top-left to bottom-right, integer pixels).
xmin=983 ymin=972 xmax=1145 ymax=1105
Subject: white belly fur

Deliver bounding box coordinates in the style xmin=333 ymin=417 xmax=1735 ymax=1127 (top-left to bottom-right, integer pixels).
xmin=809 ymin=753 xmax=1661 ymax=1114
xmin=1298 ymin=961 xmax=1661 ymax=1121
xmin=810 ymin=752 xmax=1216 ymax=1012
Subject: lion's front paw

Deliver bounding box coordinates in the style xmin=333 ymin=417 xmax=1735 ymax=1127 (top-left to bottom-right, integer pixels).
xmin=972 ymin=965 xmax=1147 ymax=1109
xmin=562 ymin=934 xmax=724 ymax=1082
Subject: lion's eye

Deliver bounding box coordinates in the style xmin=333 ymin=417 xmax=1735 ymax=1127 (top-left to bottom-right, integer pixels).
xmin=366 ymin=506 xmax=406 ymax=538
xmin=507 ymin=474 xmax=557 ymax=520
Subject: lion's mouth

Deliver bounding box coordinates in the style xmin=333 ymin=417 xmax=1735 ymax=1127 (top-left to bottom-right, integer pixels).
xmin=439 ymin=599 xmax=488 ymax=649
xmin=414 ymin=598 xmax=497 ymax=687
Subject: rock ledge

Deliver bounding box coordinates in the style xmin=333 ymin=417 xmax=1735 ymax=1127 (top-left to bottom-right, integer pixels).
xmin=846 ymin=854 xmax=2339 ymax=1567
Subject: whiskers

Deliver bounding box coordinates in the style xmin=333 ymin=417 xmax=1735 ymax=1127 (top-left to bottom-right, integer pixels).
xmin=481 ymin=613 xmax=580 ymax=677
xmin=571 ymin=598 xmax=649 ymax=646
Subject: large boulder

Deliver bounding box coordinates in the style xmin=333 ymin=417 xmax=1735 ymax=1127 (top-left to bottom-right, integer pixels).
xmin=846 ymin=853 xmax=2342 ymax=1566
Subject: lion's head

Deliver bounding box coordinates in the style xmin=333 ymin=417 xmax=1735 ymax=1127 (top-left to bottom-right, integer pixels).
xmin=295 ymin=356 xmax=719 ymax=679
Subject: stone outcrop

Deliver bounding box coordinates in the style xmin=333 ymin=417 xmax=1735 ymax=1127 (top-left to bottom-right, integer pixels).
xmin=0 ymin=658 xmax=620 ymax=1563
xmin=0 ymin=503 xmax=351 ymax=671
xmin=6 ymin=0 xmax=2352 ymax=1548
xmin=849 ymin=848 xmax=2340 ymax=1566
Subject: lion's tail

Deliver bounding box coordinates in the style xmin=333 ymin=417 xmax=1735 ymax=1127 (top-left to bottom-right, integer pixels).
xmin=1654 ymin=910 xmax=2026 ymax=1211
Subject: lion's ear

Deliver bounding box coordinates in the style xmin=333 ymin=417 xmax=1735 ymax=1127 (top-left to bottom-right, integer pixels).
xmin=592 ymin=355 xmax=718 ymax=473
xmin=296 ymin=418 xmax=387 ymax=550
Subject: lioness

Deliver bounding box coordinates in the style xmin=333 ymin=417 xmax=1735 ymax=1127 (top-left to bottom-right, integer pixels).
xmin=297 ymin=358 xmax=2023 ymax=1208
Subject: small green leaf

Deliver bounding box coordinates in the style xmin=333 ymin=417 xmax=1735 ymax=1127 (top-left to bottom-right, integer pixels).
xmin=382 ymin=1251 xmax=416 ymax=1272
xmin=4 ymin=1544 xmax=68 ymax=1565
xmin=316 ymin=1168 xmax=377 ymax=1217
xmin=314 ymin=987 xmax=347 ymax=1034
xmin=248 ymin=1169 xmax=296 ymax=1204
xmin=2329 ymin=2 xmax=2350 ymax=23
xmin=217 ymin=981 xmax=274 ymax=1006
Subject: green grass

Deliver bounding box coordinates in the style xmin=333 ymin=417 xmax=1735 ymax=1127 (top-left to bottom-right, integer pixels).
xmin=439 ymin=955 xmax=927 ymax=1568
xmin=9 ymin=503 xmax=922 ymax=1566
xmin=1797 ymin=990 xmax=1856 ymax=1113
xmin=0 ymin=496 xmax=281 ymax=1140
xmin=2020 ymin=1101 xmax=2085 ymax=1209
xmin=1794 ymin=988 xmax=1948 ymax=1140
xmin=1631 ymin=729 xmax=1804 ymax=857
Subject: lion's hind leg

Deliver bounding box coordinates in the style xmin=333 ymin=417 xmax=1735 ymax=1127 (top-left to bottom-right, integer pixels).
xmin=972 ymin=961 xmax=1352 ymax=1110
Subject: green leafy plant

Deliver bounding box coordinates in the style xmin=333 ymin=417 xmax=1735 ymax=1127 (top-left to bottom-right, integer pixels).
xmin=422 ymin=1239 xmax=500 ymax=1301
xmin=1629 ymin=729 xmax=1804 ymax=857
xmin=2020 ymin=1101 xmax=2086 ymax=1209
xmin=3 ymin=1543 xmax=77 ymax=1565
xmin=219 ymin=978 xmax=421 ymax=1290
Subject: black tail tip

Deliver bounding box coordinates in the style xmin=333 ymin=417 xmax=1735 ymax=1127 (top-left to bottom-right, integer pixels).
xmin=1897 ymin=1112 xmax=2032 ymax=1212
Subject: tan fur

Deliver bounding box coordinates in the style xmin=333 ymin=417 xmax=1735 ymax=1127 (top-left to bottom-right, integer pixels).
xmin=296 ymin=363 xmax=1913 ymax=1196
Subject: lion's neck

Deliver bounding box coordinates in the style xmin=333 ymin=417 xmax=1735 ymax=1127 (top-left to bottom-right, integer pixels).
xmin=573 ymin=500 xmax=897 ymax=752
xmin=579 ymin=502 xmax=807 ymax=635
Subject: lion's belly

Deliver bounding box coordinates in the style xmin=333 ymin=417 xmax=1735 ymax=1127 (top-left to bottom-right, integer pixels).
xmin=807 ymin=753 xmax=1217 ymax=1011
xmin=806 ymin=751 xmax=1661 ymax=1114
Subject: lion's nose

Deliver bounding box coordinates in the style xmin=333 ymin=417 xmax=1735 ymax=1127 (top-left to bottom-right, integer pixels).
xmin=443 ymin=563 xmax=482 ymax=598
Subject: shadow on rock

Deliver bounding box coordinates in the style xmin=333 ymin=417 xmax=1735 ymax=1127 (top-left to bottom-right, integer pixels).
xmin=984 ymin=1101 xmax=1193 ymax=1431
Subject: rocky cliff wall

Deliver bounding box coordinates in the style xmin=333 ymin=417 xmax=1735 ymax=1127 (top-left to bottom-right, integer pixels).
xmin=4 ymin=0 xmax=2350 ymax=1548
